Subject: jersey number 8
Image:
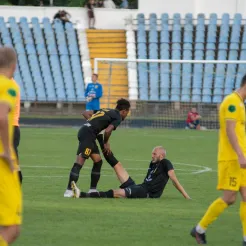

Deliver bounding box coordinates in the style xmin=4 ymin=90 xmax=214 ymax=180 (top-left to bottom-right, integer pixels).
xmin=84 ymin=148 xmax=92 ymax=156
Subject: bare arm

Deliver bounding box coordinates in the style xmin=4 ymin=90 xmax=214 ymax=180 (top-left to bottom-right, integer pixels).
xmin=226 ymin=120 xmax=244 ymax=158
xmin=81 ymin=110 xmax=93 ymax=120
xmin=0 ymin=103 xmax=10 ymax=153
xmin=104 ymin=124 xmax=114 ymax=143
xmin=168 ymin=170 xmax=191 ymax=199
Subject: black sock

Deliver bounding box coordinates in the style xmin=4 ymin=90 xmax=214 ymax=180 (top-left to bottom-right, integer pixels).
xmin=67 ymin=163 xmax=83 ymax=189
xmin=18 ymin=170 xmax=23 ymax=184
xmin=90 ymin=160 xmax=102 ymax=189
xmin=79 ymin=190 xmax=114 ymax=198
xmin=119 ymin=176 xmax=136 ymax=189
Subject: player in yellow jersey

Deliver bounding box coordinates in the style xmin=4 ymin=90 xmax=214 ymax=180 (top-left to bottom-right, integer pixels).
xmin=0 ymin=47 xmax=22 ymax=246
xmin=12 ymin=78 xmax=22 ymax=184
xmin=191 ymin=75 xmax=246 ymax=245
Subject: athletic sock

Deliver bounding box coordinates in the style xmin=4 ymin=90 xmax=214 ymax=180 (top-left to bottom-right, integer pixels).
xmin=90 ymin=160 xmax=102 ymax=189
xmin=240 ymin=201 xmax=246 ymax=241
xmin=0 ymin=235 xmax=8 ymax=246
xmin=196 ymin=197 xmax=228 ymax=233
xmin=80 ymin=190 xmax=114 ymax=198
xmin=67 ymin=163 xmax=83 ymax=189
xmin=119 ymin=176 xmax=135 ymax=189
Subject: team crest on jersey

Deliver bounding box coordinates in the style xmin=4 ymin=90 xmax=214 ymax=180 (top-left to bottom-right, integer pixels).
xmin=7 ymin=89 xmax=16 ymax=97
xmin=95 ymin=85 xmax=98 ymax=89
xmin=228 ymin=105 xmax=236 ymax=112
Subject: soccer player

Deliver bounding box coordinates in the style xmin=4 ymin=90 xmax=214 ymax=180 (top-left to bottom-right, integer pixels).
xmin=81 ymin=109 xmax=136 ymax=192
xmin=71 ymin=146 xmax=190 ymax=199
xmin=0 ymin=47 xmax=22 ymax=246
xmin=85 ymin=74 xmax=103 ymax=111
xmin=186 ymin=107 xmax=201 ymax=130
xmin=64 ymin=98 xmax=135 ymax=197
xmin=190 ymin=75 xmax=246 ymax=245
xmin=12 ymin=78 xmax=22 ymax=184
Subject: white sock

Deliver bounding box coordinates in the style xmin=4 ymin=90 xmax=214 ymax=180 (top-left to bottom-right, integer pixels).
xmin=243 ymin=236 xmax=246 ymax=242
xmin=196 ymin=224 xmax=206 ymax=234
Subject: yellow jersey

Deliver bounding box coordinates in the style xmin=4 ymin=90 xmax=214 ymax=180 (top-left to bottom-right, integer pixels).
xmin=0 ymin=75 xmax=19 ymax=161
xmin=218 ymin=92 xmax=246 ymax=161
xmin=12 ymin=79 xmax=20 ymax=127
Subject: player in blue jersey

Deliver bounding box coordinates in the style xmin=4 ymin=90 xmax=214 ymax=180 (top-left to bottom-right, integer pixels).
xmin=85 ymin=74 xmax=103 ymax=111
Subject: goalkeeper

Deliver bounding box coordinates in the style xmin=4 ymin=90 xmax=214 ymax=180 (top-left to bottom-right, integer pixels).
xmin=71 ymin=146 xmax=191 ymax=199
xmin=84 ymin=74 xmax=103 ymax=111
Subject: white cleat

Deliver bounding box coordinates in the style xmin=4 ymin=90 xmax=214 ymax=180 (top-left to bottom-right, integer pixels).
xmin=71 ymin=181 xmax=80 ymax=198
xmin=63 ymin=189 xmax=73 ymax=198
xmin=88 ymin=189 xmax=98 ymax=193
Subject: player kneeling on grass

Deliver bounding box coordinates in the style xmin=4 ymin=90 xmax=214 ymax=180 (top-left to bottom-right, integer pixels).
xmin=71 ymin=146 xmax=191 ymax=199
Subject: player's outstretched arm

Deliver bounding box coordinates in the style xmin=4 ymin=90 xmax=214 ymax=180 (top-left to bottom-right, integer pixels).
xmin=226 ymin=120 xmax=246 ymax=167
xmin=103 ymin=124 xmax=115 ymax=154
xmin=168 ymin=170 xmax=191 ymax=199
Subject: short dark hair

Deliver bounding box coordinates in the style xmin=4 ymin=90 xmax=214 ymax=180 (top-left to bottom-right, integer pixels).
xmin=116 ymin=98 xmax=130 ymax=111
xmin=92 ymin=73 xmax=98 ymax=78
xmin=241 ymin=75 xmax=246 ymax=87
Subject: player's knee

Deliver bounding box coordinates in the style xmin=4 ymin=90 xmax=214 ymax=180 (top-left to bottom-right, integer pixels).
xmin=4 ymin=225 xmax=21 ymax=243
xmin=113 ymin=189 xmax=125 ymax=198
xmin=223 ymin=193 xmax=237 ymax=205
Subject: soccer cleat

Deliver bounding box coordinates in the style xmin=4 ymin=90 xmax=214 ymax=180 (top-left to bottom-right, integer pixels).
xmin=63 ymin=189 xmax=73 ymax=198
xmin=88 ymin=189 xmax=98 ymax=193
xmin=71 ymin=181 xmax=80 ymax=198
xmin=243 ymin=241 xmax=246 ymax=246
xmin=190 ymin=227 xmax=207 ymax=244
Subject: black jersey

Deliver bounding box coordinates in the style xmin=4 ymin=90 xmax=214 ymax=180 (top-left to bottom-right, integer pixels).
xmin=84 ymin=108 xmax=122 ymax=135
xmin=142 ymin=159 xmax=174 ymax=198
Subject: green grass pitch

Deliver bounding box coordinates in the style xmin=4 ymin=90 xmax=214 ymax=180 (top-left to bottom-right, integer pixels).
xmin=17 ymin=128 xmax=242 ymax=246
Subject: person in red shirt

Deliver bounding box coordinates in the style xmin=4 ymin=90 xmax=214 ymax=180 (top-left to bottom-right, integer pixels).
xmin=186 ymin=108 xmax=201 ymax=130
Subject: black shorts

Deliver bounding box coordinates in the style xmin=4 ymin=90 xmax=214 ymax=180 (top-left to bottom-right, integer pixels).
xmin=77 ymin=126 xmax=99 ymax=159
xmin=13 ymin=125 xmax=20 ymax=160
xmin=124 ymin=184 xmax=149 ymax=199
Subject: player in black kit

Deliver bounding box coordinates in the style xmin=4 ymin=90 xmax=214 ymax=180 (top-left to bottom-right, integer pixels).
xmin=71 ymin=146 xmax=191 ymax=199
xmin=64 ymin=98 xmax=135 ymax=197
xmin=81 ymin=109 xmax=135 ymax=193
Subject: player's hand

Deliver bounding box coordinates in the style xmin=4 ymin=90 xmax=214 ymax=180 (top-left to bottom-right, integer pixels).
xmin=239 ymin=155 xmax=246 ymax=168
xmin=104 ymin=142 xmax=111 ymax=155
xmin=0 ymin=151 xmax=15 ymax=172
xmin=185 ymin=195 xmax=192 ymax=200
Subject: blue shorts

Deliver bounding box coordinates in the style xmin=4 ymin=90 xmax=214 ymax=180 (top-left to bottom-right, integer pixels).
xmin=186 ymin=120 xmax=200 ymax=129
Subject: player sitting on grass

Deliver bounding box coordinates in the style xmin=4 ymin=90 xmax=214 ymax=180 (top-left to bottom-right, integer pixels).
xmin=71 ymin=146 xmax=191 ymax=199
xmin=81 ymin=109 xmax=136 ymax=192
xmin=64 ymin=98 xmax=135 ymax=197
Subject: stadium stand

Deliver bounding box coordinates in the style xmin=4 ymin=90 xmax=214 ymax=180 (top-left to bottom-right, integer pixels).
xmin=0 ymin=13 xmax=246 ymax=105
xmin=0 ymin=16 xmax=85 ymax=103
xmin=86 ymin=29 xmax=128 ymax=108
xmin=135 ymin=13 xmax=246 ymax=103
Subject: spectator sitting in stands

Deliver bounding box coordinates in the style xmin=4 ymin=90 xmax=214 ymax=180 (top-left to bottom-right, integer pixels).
xmin=54 ymin=10 xmax=71 ymax=25
xmin=87 ymin=0 xmax=96 ymax=29
xmin=120 ymin=0 xmax=128 ymax=8
xmin=104 ymin=0 xmax=116 ymax=8
xmin=186 ymin=107 xmax=201 ymax=130
xmin=97 ymin=0 xmax=104 ymax=7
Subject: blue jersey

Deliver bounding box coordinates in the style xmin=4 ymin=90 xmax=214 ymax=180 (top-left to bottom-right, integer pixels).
xmin=85 ymin=82 xmax=103 ymax=110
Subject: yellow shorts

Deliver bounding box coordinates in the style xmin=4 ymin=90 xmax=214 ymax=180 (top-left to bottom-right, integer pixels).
xmin=0 ymin=160 xmax=22 ymax=226
xmin=217 ymin=160 xmax=246 ymax=191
